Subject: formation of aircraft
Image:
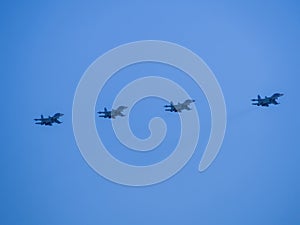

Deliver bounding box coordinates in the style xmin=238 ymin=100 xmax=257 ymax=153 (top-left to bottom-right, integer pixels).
xmin=251 ymin=93 xmax=284 ymax=107
xmin=34 ymin=113 xmax=64 ymax=126
xmin=34 ymin=93 xmax=284 ymax=125
xmin=97 ymin=106 xmax=127 ymax=119
xmin=164 ymin=99 xmax=195 ymax=112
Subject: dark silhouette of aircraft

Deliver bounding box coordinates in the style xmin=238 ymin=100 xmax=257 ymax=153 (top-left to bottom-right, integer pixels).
xmin=34 ymin=113 xmax=64 ymax=126
xmin=98 ymin=106 xmax=127 ymax=119
xmin=164 ymin=99 xmax=195 ymax=112
xmin=251 ymin=93 xmax=284 ymax=107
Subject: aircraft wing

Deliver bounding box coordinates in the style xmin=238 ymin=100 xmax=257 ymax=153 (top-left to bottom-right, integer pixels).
xmin=116 ymin=106 xmax=127 ymax=112
xmin=183 ymin=99 xmax=195 ymax=105
xmin=272 ymin=93 xmax=284 ymax=99
xmin=111 ymin=106 xmax=127 ymax=117
xmin=173 ymin=104 xmax=182 ymax=112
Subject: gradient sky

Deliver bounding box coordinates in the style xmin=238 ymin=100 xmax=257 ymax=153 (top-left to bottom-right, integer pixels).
xmin=1 ymin=1 xmax=300 ymax=224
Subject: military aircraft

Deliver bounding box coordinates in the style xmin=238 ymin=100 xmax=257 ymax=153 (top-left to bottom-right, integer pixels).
xmin=251 ymin=93 xmax=284 ymax=107
xmin=164 ymin=99 xmax=195 ymax=112
xmin=34 ymin=113 xmax=64 ymax=126
xmin=97 ymin=106 xmax=127 ymax=119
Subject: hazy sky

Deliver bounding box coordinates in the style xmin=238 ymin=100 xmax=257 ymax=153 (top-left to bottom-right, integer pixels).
xmin=1 ymin=1 xmax=300 ymax=224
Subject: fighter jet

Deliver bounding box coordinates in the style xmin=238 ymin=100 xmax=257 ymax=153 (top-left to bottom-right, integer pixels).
xmin=251 ymin=93 xmax=284 ymax=107
xmin=34 ymin=113 xmax=64 ymax=126
xmin=164 ymin=99 xmax=195 ymax=112
xmin=97 ymin=106 xmax=127 ymax=119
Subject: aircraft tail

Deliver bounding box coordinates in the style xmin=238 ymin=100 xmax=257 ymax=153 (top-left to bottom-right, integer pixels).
xmin=257 ymin=95 xmax=261 ymax=100
xmin=41 ymin=114 xmax=44 ymax=119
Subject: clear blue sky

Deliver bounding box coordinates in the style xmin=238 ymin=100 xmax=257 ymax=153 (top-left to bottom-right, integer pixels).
xmin=1 ymin=1 xmax=300 ymax=224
